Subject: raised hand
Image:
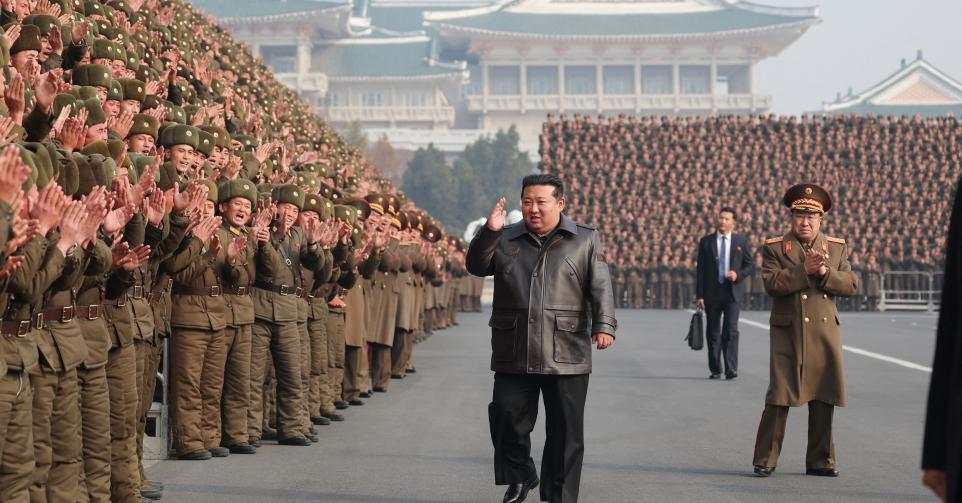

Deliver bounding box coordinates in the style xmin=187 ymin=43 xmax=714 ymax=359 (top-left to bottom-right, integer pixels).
xmin=70 ymin=20 xmax=89 ymax=45
xmin=0 ymin=255 xmax=25 ymax=279
xmin=486 ymin=197 xmax=507 ymax=231
xmin=103 ymin=202 xmax=137 ymax=236
xmin=144 ymin=189 xmax=165 ymax=226
xmin=0 ymin=144 xmax=30 ymax=204
xmin=30 ymin=182 xmax=67 ymax=235
xmin=108 ymin=109 xmax=135 ymax=139
xmin=226 ymin=235 xmax=247 ymax=263
xmin=804 ymin=249 xmax=826 ymax=276
xmin=4 ymin=71 xmax=25 ymax=123
xmin=56 ymin=201 xmax=89 ymax=253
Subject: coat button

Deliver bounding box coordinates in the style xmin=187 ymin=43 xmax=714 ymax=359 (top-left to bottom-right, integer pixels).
xmin=822 ymin=317 xmax=828 ymax=322
xmin=801 ymin=294 xmax=808 ymax=300
xmin=529 ymin=318 xmax=535 ymax=323
xmin=804 ymin=317 xmax=810 ymax=323
xmin=532 ymin=272 xmax=538 ymax=277
xmin=823 ymin=294 xmax=828 ymax=299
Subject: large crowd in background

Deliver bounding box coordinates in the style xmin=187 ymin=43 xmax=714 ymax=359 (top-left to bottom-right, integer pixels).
xmin=0 ymin=0 xmax=483 ymax=501
xmin=539 ymin=112 xmax=959 ymax=310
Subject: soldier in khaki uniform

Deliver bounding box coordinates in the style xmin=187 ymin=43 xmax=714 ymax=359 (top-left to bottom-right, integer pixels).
xmin=248 ymin=184 xmax=323 ymax=446
xmin=214 ymin=180 xmax=261 ymax=454
xmin=752 ymin=184 xmax=859 ymax=478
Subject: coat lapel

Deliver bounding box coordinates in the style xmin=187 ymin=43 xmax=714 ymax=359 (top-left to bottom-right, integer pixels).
xmin=711 ymin=233 xmax=719 ymax=262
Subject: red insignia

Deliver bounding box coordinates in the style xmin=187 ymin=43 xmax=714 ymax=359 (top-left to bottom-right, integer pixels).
xmin=784 ymin=241 xmax=792 ymax=255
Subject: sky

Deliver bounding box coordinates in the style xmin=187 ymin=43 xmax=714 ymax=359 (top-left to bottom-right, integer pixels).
xmin=756 ymin=0 xmax=962 ymax=115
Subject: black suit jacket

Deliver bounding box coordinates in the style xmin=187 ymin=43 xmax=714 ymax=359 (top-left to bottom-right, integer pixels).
xmin=695 ymin=232 xmax=754 ymax=303
xmin=923 ymin=178 xmax=962 ymax=502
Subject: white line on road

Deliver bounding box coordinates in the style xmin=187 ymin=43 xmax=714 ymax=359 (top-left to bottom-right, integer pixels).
xmin=739 ymin=317 xmax=933 ymax=373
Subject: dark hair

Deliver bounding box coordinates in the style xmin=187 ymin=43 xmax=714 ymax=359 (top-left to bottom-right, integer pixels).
xmin=522 ymin=174 xmax=565 ymax=200
xmin=719 ymin=206 xmax=737 ymax=220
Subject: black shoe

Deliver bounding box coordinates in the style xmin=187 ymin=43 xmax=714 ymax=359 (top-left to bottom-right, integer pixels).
xmin=309 ymin=426 xmax=318 ymax=435
xmin=208 ymin=446 xmax=230 ymax=457
xmin=391 ymin=374 xmax=405 ymax=379
xmin=349 ymin=399 xmax=364 ymax=406
xmin=334 ymin=400 xmax=350 ymax=410
xmin=725 ymin=372 xmax=738 ymax=380
xmin=503 ymin=477 xmax=539 ymax=503
xmin=323 ymin=412 xmax=344 ymax=422
xmin=250 ymin=437 xmax=261 ymax=448
xmin=709 ymin=374 xmax=721 ymax=380
xmin=262 ymin=427 xmax=277 ymax=440
xmin=227 ymin=443 xmax=256 ymax=454
xmin=373 ymin=386 xmax=388 ymax=393
xmin=278 ymin=436 xmax=311 ymax=446
xmin=806 ymin=467 xmax=839 ymax=477
xmin=306 ymin=432 xmax=319 ymax=443
xmin=359 ymin=391 xmax=373 ymax=398
xmin=311 ymin=416 xmax=331 ymax=426
xmin=753 ymin=465 xmax=775 ymax=477
xmin=405 ymin=367 xmax=417 ymax=374
xmin=178 ymin=449 xmax=212 ymax=460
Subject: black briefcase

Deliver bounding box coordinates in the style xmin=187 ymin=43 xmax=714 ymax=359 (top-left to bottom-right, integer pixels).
xmin=686 ymin=309 xmax=704 ymax=351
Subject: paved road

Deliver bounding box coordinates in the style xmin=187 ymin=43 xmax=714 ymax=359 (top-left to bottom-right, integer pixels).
xmin=148 ymin=309 xmax=939 ymax=502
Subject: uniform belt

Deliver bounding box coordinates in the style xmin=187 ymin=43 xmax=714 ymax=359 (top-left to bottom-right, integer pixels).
xmin=172 ymin=285 xmax=222 ymax=297
xmin=101 ymin=296 xmax=126 ymax=307
xmin=33 ymin=305 xmax=77 ymax=328
xmin=146 ymin=279 xmax=174 ymax=303
xmin=75 ymin=304 xmax=102 ymax=320
xmin=0 ymin=319 xmax=32 ymax=337
xmin=127 ymin=285 xmax=146 ymax=299
xmin=223 ymin=286 xmax=250 ymax=296
xmin=253 ymin=282 xmax=304 ymax=297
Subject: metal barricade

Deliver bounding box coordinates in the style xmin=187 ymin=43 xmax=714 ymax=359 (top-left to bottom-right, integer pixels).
xmin=878 ymin=271 xmax=941 ymax=312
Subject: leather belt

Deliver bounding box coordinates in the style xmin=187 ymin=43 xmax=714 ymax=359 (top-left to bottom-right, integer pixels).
xmin=127 ymin=285 xmax=146 ymax=299
xmin=253 ymin=282 xmax=304 ymax=297
xmin=101 ymin=296 xmax=126 ymax=307
xmin=172 ymin=285 xmax=222 ymax=297
xmin=0 ymin=319 xmax=32 ymax=337
xmin=75 ymin=304 xmax=102 ymax=320
xmin=33 ymin=305 xmax=77 ymax=328
xmin=223 ymin=286 xmax=250 ymax=296
xmin=147 ymin=278 xmax=174 ymax=303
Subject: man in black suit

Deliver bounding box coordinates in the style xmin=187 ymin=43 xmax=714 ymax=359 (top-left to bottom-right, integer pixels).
xmin=922 ymin=178 xmax=962 ymax=503
xmin=696 ymin=207 xmax=754 ymax=380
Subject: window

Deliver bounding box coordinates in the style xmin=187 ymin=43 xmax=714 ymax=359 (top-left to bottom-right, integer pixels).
xmin=641 ymin=65 xmax=672 ymax=94
xmin=717 ymin=65 xmax=750 ymax=94
xmin=604 ymin=66 xmax=634 ymax=94
xmin=527 ymin=66 xmax=559 ymax=95
xmin=680 ymin=65 xmax=710 ymax=95
xmin=261 ymin=46 xmax=297 ymax=74
xmin=361 ymin=92 xmax=384 ymax=107
xmin=402 ymin=92 xmax=428 ymax=107
xmin=565 ymin=66 xmax=596 ymax=95
xmin=323 ymin=92 xmax=340 ymax=107
xmin=490 ymin=66 xmax=520 ymax=95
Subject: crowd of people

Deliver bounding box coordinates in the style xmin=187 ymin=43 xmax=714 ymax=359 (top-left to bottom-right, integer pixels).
xmin=0 ymin=0 xmax=485 ymax=501
xmin=539 ymin=112 xmax=957 ymax=310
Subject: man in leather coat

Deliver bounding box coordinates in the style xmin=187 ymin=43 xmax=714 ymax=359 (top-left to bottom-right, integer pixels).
xmin=466 ymin=174 xmax=617 ymax=503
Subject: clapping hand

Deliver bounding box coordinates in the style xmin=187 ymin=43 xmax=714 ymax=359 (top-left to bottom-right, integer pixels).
xmin=804 ymin=249 xmax=827 ymax=277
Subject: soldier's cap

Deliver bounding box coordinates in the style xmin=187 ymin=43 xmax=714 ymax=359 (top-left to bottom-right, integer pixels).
xmin=783 ymin=183 xmax=832 ymax=214
xmin=385 ymin=194 xmax=400 ymax=215
xmin=422 ymin=225 xmax=443 ymax=243
xmin=195 ymin=179 xmax=218 ymax=204
xmin=10 ymin=24 xmax=42 ymax=54
xmin=198 ymin=125 xmax=229 ymax=149
xmin=364 ymin=193 xmax=386 ymax=215
xmin=158 ymin=124 xmax=199 ymax=149
xmin=128 ymin=114 xmax=159 ymax=140
xmin=118 ymin=78 xmax=146 ymax=103
xmin=72 ymin=64 xmax=112 ymax=89
xmin=22 ymin=14 xmax=61 ymax=36
xmin=343 ymin=198 xmax=371 ymax=221
xmin=195 ymin=128 xmax=215 ymax=157
xmin=217 ymin=178 xmax=257 ymax=207
xmin=271 ymin=184 xmax=304 ymax=211
xmin=302 ymin=194 xmax=334 ymax=220
xmin=107 ymin=79 xmax=123 ymax=101
xmin=82 ymin=98 xmax=106 ymax=126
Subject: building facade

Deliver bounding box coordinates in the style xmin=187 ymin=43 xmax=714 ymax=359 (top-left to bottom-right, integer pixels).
xmin=190 ymin=0 xmax=820 ymax=154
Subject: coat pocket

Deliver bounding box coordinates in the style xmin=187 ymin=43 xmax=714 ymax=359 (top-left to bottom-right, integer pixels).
xmin=488 ymin=314 xmax=518 ymax=362
xmin=553 ymin=314 xmax=589 ymax=364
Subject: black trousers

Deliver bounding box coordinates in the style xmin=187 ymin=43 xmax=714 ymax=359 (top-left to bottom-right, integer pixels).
xmin=489 ymin=372 xmax=589 ymax=503
xmin=705 ymin=292 xmax=740 ymax=376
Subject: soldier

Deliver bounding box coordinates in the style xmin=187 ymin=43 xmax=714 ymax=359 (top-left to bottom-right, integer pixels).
xmin=750 ymin=253 xmax=765 ymax=310
xmin=214 ymin=180 xmax=264 ymax=455
xmin=752 ymin=184 xmax=858 ymax=478
xmin=865 ymin=254 xmax=882 ymax=311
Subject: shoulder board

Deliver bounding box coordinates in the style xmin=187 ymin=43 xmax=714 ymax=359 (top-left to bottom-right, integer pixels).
xmin=765 ymin=237 xmax=783 ymax=245
xmin=826 ymin=236 xmax=846 ymax=245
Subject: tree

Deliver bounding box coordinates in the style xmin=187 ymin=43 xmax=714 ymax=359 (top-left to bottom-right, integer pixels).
xmin=461 ymin=126 xmax=534 ymax=215
xmin=402 ymin=145 xmax=458 ymax=229
xmin=342 ymin=120 xmax=368 ymax=152
xmin=367 ymin=134 xmax=401 ymax=184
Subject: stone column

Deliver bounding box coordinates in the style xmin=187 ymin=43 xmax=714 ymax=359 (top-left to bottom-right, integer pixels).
xmin=595 ymin=63 xmax=603 ymax=114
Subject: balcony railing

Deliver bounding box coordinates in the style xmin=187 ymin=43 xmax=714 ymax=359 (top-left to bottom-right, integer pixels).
xmin=467 ymin=93 xmax=770 ymax=112
xmin=275 ymin=72 xmax=329 ymax=94
xmin=321 ymin=106 xmax=456 ymax=125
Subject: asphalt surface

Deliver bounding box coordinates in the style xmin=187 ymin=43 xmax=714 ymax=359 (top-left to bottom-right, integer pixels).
xmin=148 ymin=309 xmax=939 ymax=502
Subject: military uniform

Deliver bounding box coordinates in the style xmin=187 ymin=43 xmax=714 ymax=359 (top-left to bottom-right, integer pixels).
xmin=753 ymin=184 xmax=859 ymax=477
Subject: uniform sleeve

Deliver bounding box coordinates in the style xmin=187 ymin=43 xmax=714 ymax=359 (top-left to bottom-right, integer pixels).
xmin=818 ymin=244 xmax=858 ymax=297
xmin=83 ymin=239 xmax=113 ymax=276
xmin=161 ymin=237 xmax=204 ymax=276
xmin=6 ymin=236 xmax=66 ymax=305
xmin=761 ymin=244 xmax=811 ymax=297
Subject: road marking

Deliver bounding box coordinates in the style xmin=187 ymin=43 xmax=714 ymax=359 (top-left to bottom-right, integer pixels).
xmin=739 ymin=317 xmax=932 ymax=373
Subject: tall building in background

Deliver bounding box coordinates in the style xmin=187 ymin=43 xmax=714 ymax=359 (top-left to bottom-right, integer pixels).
xmin=189 ymin=0 xmax=820 ymax=156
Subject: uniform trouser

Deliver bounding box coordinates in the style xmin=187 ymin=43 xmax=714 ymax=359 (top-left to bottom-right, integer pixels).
xmin=400 ymin=329 xmax=415 ymax=371
xmin=77 ymin=366 xmax=110 ymax=503
xmin=106 ymin=344 xmax=139 ymax=502
xmin=169 ymin=327 xmax=227 ymax=455
xmin=369 ymin=343 xmax=392 ymax=390
xmin=631 ymin=283 xmax=644 ymax=309
xmin=307 ymin=317 xmax=328 ymax=419
xmin=249 ymin=320 xmax=304 ymax=440
xmin=324 ymin=311 xmax=345 ymax=405
xmin=261 ymin=357 xmax=276 ymax=432
xmin=390 ymin=328 xmax=411 ymax=376
xmin=219 ymin=324 xmax=252 ymax=447
xmin=135 ymin=340 xmax=162 ymax=483
xmin=342 ymin=346 xmax=364 ymax=403
xmin=296 ymin=320 xmax=311 ymax=434
xmin=705 ymin=294 xmax=740 ymax=376
xmin=30 ymin=366 xmax=82 ymax=503
xmin=489 ymin=372 xmax=588 ymax=503
xmin=753 ymin=401 xmax=836 ymax=469
xmin=0 ymin=369 xmax=34 ymax=503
